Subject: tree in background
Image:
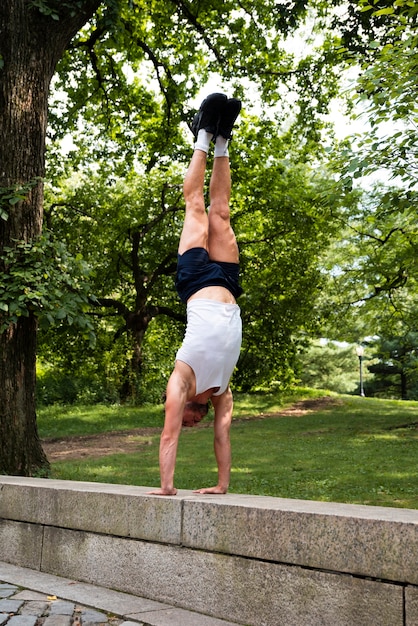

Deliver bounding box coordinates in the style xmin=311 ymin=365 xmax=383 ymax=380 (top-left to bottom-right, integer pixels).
xmin=321 ymin=183 xmax=418 ymax=328
xmin=39 ymin=117 xmax=339 ymax=401
xmin=232 ymin=123 xmax=338 ymax=390
xmin=296 ymin=341 xmax=368 ymax=395
xmin=316 ymin=0 xmax=418 ymax=398
xmin=0 ymin=0 xmax=101 ymax=475
xmin=40 ymin=166 xmax=186 ymax=403
xmin=39 ymin=1 xmax=358 ymax=403
xmin=366 ymin=334 xmax=418 ymax=400
xmin=337 ymin=0 xmax=417 ymax=194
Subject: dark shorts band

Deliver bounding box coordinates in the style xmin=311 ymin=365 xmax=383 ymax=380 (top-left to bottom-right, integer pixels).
xmin=175 ymin=247 xmax=243 ymax=303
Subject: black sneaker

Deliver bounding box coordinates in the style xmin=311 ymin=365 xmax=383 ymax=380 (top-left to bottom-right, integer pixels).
xmin=218 ymin=98 xmax=242 ymax=140
xmin=190 ymin=92 xmax=227 ymax=139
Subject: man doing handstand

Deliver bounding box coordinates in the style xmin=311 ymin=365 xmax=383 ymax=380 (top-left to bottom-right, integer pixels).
xmin=149 ymin=93 xmax=242 ymax=496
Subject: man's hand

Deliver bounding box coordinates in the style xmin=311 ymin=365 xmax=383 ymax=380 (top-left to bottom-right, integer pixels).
xmin=193 ymin=486 xmax=228 ymax=494
xmin=147 ymin=487 xmax=178 ymax=496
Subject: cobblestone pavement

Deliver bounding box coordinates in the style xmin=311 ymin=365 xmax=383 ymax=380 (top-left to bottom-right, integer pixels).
xmin=0 ymin=583 xmax=141 ymax=626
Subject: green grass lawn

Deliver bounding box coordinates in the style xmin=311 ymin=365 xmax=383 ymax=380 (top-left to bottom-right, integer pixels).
xmin=37 ymin=388 xmax=418 ymax=509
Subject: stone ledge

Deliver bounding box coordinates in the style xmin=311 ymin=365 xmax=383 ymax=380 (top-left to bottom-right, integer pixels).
xmin=0 ymin=477 xmax=182 ymax=544
xmin=1 ymin=476 xmax=418 ymax=626
xmin=1 ymin=476 xmax=417 ymax=584
xmin=181 ymin=494 xmax=418 ymax=584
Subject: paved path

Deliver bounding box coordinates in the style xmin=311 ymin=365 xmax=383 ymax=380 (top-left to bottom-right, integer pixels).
xmin=0 ymin=562 xmax=241 ymax=626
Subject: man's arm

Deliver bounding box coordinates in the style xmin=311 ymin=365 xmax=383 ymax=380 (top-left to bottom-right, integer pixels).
xmin=147 ymin=364 xmax=190 ymax=496
xmin=193 ymin=387 xmax=233 ymax=494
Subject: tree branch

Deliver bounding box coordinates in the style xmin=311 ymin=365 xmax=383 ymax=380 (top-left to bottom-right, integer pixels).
xmin=168 ymin=0 xmax=225 ymax=64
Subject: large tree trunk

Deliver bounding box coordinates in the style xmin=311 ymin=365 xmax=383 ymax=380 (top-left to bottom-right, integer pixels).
xmin=119 ymin=312 xmax=150 ymax=403
xmin=0 ymin=0 xmax=101 ymax=475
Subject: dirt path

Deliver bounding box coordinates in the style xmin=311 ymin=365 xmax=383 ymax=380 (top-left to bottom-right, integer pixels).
xmin=42 ymin=396 xmax=340 ymax=462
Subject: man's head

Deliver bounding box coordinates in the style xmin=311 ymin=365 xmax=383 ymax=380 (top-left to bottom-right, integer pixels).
xmin=182 ymin=401 xmax=209 ymax=427
xmin=161 ymin=392 xmax=210 ymax=427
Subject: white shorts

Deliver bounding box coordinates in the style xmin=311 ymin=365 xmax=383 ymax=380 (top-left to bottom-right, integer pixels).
xmin=176 ymin=299 xmax=242 ymax=396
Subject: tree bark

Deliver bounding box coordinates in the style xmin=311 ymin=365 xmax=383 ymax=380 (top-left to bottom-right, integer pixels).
xmin=0 ymin=0 xmax=102 ymax=474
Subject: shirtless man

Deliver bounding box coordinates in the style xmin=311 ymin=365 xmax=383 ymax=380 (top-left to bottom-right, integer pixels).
xmin=149 ymin=93 xmax=242 ymax=496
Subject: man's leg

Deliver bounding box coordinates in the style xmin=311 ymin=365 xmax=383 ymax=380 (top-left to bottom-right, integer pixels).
xmin=178 ymin=149 xmax=209 ymax=255
xmin=208 ymin=155 xmax=239 ymax=263
xmin=207 ymin=98 xmax=241 ymax=263
xmin=178 ymin=93 xmax=229 ymax=255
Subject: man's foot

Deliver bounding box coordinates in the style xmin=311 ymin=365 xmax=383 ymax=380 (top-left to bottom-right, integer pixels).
xmin=190 ymin=92 xmax=227 ymax=139
xmin=218 ymin=98 xmax=242 ymax=140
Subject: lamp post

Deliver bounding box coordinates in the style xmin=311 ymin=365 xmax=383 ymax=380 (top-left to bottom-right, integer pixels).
xmin=356 ymin=345 xmax=365 ymax=397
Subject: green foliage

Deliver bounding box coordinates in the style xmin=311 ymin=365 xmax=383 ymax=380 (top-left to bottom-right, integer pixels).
xmin=34 ymin=0 xmax=418 ymax=401
xmin=296 ymin=341 xmax=370 ymax=395
xmin=317 ymin=178 xmax=418 ymax=401
xmin=28 ymin=0 xmax=61 ymax=21
xmin=231 ymin=123 xmax=339 ymax=390
xmin=46 ymin=0 xmax=352 ymax=177
xmin=331 ymin=0 xmax=418 ymax=190
xmin=39 ymin=165 xmax=186 ymax=402
xmin=44 ymin=165 xmax=182 ymax=295
xmin=366 ymin=334 xmax=418 ymax=400
xmin=41 ymin=117 xmax=339 ymax=399
xmin=319 ymin=182 xmax=418 ymax=345
xmin=36 ymin=359 xmax=121 ymax=406
xmin=320 ymin=0 xmax=418 ymax=356
xmin=139 ymin=316 xmax=184 ymax=402
xmin=27 ymin=0 xmax=89 ymax=21
xmin=0 ymin=231 xmax=96 ymax=343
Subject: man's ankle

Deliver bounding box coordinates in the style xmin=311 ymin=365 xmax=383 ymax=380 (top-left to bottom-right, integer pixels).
xmin=214 ymin=135 xmax=229 ymax=158
xmin=194 ymin=128 xmax=213 ymax=153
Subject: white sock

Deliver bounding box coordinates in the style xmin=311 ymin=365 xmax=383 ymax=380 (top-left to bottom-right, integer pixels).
xmin=214 ymin=135 xmax=229 ymax=158
xmin=194 ymin=129 xmax=213 ymax=153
